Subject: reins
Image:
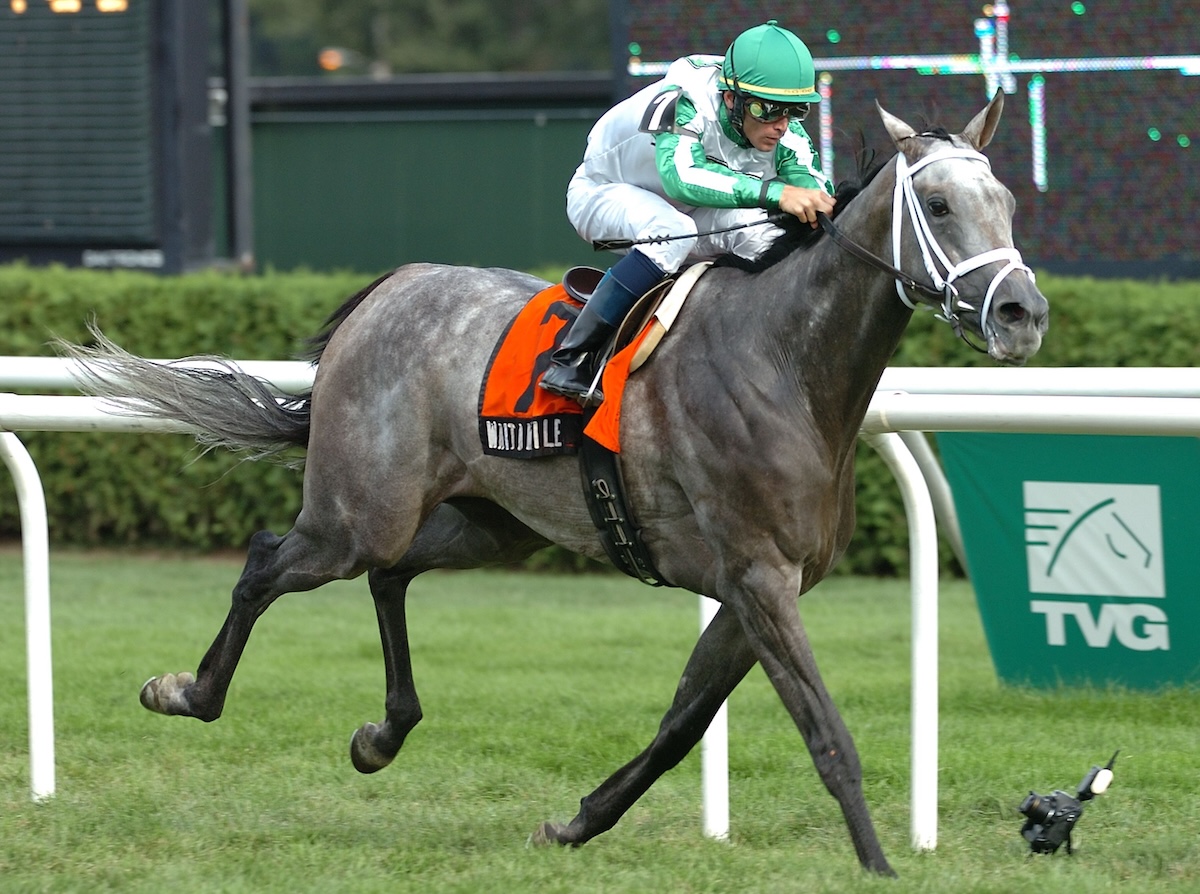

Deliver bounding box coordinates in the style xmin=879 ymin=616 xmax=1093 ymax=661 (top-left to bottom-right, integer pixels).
xmin=816 ymin=212 xmax=940 ymax=299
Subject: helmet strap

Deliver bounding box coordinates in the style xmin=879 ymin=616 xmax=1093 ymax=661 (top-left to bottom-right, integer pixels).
xmin=724 ymin=42 xmax=749 ymax=140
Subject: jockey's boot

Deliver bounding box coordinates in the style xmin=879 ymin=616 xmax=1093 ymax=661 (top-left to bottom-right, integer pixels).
xmin=538 ymin=275 xmax=629 ymax=404
xmin=540 ymin=251 xmax=665 ymax=404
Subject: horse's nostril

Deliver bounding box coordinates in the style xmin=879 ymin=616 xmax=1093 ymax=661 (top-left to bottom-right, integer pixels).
xmin=998 ymin=302 xmax=1027 ymax=324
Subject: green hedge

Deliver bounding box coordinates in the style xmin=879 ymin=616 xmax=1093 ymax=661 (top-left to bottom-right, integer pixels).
xmin=0 ymin=263 xmax=1196 ymax=575
xmin=0 ymin=264 xmax=364 ymax=550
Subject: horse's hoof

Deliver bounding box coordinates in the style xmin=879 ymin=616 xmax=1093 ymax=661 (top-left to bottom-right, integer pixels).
xmin=870 ymin=860 xmax=898 ymax=878
xmin=349 ymin=723 xmax=394 ymax=774
xmin=528 ymin=821 xmax=569 ymax=847
xmin=139 ymin=671 xmax=195 ymax=715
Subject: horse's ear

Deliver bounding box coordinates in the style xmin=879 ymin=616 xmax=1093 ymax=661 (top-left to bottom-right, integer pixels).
xmin=961 ymin=90 xmax=1004 ymax=150
xmin=876 ymin=101 xmax=915 ymax=149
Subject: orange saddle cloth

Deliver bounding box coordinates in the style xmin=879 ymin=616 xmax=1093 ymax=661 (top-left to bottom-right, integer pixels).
xmin=477 ymin=283 xmax=651 ymax=458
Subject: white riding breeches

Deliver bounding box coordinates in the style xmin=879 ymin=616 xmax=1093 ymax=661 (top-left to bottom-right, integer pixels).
xmin=566 ymin=177 xmax=786 ymax=274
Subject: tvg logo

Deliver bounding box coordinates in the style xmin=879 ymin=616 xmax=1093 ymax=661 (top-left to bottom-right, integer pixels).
xmin=1024 ymin=481 xmax=1169 ymax=652
xmin=1030 ymin=600 xmax=1170 ymax=652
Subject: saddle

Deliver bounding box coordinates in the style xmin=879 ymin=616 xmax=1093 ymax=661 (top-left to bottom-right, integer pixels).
xmin=563 ymin=261 xmax=711 ymax=375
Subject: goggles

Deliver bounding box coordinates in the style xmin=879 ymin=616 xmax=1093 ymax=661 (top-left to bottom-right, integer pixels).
xmin=744 ymin=98 xmax=811 ymax=123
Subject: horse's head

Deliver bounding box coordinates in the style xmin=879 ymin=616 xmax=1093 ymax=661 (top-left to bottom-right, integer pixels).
xmin=877 ymin=92 xmax=1049 ymax=365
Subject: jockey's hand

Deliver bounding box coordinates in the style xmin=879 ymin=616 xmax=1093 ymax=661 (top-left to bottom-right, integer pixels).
xmin=778 ymin=186 xmax=836 ymax=227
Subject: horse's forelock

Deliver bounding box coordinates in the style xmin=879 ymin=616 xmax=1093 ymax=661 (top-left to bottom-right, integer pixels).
xmin=890 ymin=106 xmax=953 ymax=143
xmin=904 ymin=126 xmax=954 ymax=143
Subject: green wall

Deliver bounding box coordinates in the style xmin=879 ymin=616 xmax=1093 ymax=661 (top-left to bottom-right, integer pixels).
xmin=247 ymin=111 xmax=609 ymax=275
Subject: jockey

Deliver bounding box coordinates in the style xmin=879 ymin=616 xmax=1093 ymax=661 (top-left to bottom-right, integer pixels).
xmin=541 ymin=20 xmax=835 ymax=403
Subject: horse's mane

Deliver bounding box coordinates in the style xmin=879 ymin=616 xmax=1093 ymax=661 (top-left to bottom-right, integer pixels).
xmin=713 ymin=127 xmax=953 ymax=274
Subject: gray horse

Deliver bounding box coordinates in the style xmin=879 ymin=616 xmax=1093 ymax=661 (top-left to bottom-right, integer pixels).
xmin=65 ymin=93 xmax=1047 ymax=876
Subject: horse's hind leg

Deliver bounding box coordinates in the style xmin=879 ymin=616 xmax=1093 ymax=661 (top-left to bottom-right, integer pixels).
xmin=140 ymin=522 xmax=360 ymax=722
xmin=350 ymin=499 xmax=550 ymax=774
xmin=532 ymin=604 xmax=757 ymax=846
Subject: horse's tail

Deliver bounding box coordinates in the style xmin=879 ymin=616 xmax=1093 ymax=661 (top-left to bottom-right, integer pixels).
xmin=57 ymin=324 xmax=311 ymax=466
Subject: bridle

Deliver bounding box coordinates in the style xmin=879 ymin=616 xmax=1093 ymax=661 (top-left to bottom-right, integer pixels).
xmin=820 ymin=144 xmax=1035 ymax=352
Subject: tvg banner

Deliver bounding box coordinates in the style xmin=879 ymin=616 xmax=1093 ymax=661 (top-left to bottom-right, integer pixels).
xmin=937 ymin=433 xmax=1199 ymax=689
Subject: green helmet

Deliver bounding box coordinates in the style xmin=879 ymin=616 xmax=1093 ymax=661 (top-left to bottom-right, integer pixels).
xmin=718 ymin=20 xmax=818 ymax=103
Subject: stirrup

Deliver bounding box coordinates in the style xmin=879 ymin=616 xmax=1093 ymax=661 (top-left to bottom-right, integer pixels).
xmin=540 ymin=362 xmax=604 ymax=405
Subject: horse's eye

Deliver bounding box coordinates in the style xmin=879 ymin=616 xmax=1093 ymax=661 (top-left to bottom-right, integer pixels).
xmin=927 ymin=197 xmax=950 ymax=217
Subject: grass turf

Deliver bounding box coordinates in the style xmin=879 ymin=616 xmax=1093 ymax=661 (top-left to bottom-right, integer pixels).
xmin=1 ymin=550 xmax=1197 ymax=892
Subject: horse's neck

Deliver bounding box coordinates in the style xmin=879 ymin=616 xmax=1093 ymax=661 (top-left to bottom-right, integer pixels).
xmin=765 ymin=184 xmax=913 ymax=451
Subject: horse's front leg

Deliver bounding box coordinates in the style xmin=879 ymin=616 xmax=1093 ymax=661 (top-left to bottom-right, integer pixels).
xmin=732 ymin=567 xmax=895 ymax=877
xmin=532 ymin=603 xmax=757 ymax=846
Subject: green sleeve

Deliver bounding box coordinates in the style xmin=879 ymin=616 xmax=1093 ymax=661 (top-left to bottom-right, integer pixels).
xmin=654 ymin=96 xmax=779 ymax=210
xmin=771 ymin=121 xmax=834 ymax=197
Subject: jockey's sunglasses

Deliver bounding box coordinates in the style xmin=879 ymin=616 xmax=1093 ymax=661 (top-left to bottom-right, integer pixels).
xmin=745 ymin=98 xmax=811 ymax=123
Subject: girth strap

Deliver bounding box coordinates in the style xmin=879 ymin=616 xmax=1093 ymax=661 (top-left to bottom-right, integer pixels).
xmin=578 ymin=423 xmax=670 ymax=587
